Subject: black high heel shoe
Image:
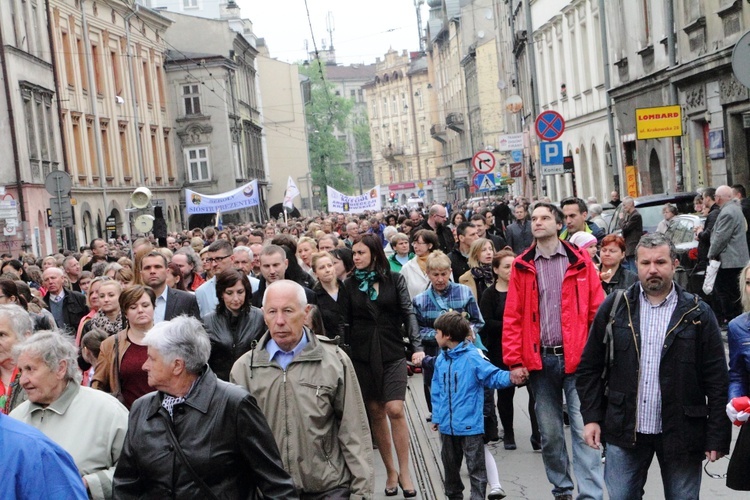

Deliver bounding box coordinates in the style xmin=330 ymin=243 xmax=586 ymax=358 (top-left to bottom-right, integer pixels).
xmin=399 ymin=476 xmax=417 ymax=498
xmin=385 ymin=475 xmax=398 ymax=497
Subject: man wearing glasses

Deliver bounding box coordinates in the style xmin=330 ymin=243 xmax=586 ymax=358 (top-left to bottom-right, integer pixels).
xmin=416 ymin=204 xmax=455 ymax=254
xmin=195 ymin=239 xmax=236 ymax=318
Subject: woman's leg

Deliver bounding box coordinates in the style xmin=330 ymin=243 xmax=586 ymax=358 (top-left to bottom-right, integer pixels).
xmin=385 ymin=399 xmax=415 ymax=491
xmin=368 ymin=400 xmax=399 ymax=488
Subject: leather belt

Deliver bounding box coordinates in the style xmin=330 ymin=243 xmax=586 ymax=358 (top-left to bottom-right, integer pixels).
xmin=540 ymin=345 xmax=564 ymax=356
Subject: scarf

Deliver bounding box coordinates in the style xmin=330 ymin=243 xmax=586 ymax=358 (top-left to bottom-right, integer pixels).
xmin=417 ymin=254 xmax=430 ymax=274
xmin=90 ymin=310 xmax=124 ymax=337
xmin=471 ymin=264 xmax=495 ymax=289
xmin=354 ymin=269 xmax=379 ymax=300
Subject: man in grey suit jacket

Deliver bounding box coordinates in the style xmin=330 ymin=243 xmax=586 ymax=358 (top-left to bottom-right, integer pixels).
xmin=141 ymin=252 xmax=201 ymax=323
xmin=708 ymin=185 xmax=750 ymax=324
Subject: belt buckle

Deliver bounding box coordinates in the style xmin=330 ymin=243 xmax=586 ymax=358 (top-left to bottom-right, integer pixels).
xmin=553 ymin=345 xmax=563 ymax=356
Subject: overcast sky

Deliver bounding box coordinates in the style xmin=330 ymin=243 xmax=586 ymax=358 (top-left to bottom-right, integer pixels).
xmin=237 ymin=0 xmax=426 ymax=65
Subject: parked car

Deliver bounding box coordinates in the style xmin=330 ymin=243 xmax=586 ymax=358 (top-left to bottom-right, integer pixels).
xmin=606 ymin=192 xmax=699 ymax=234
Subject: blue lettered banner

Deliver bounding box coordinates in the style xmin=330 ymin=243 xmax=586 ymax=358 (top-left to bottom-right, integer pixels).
xmin=327 ymin=185 xmax=382 ymax=214
xmin=185 ymin=180 xmax=259 ymax=215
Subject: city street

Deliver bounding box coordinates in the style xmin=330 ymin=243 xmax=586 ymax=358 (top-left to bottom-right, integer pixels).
xmin=371 ymin=373 xmax=739 ymax=499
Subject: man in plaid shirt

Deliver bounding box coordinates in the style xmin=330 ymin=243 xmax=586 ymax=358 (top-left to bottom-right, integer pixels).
xmin=412 ymin=251 xmax=484 ymax=417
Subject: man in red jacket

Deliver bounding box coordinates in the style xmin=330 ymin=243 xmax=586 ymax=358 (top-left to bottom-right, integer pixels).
xmin=502 ymin=202 xmax=605 ymax=500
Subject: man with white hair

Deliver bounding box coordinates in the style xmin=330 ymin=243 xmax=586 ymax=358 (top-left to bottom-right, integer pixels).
xmin=231 ymin=280 xmax=374 ymax=498
xmin=42 ymin=267 xmax=88 ymax=336
xmin=232 ymin=246 xmax=260 ymax=292
xmin=114 ymin=316 xmax=297 ymax=498
xmin=708 ymin=185 xmax=750 ymax=324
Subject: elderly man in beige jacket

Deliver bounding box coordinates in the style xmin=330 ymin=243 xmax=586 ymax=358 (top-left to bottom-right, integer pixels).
xmin=231 ymin=280 xmax=374 ymax=499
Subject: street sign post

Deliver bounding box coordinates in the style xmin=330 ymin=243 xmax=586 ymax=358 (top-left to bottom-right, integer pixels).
xmin=540 ymin=141 xmax=564 ymax=166
xmin=471 ymin=150 xmax=496 ymax=174
xmin=535 ymin=110 xmax=565 ymax=141
xmin=45 ymin=171 xmax=74 ymax=241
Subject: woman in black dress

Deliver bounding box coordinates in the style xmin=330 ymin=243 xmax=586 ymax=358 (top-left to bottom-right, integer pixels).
xmin=311 ymin=252 xmax=347 ymax=340
xmin=344 ymin=234 xmax=422 ymax=496
xmin=479 ymin=248 xmax=540 ymax=451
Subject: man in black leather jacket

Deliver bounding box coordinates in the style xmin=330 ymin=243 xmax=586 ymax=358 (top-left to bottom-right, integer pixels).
xmin=576 ymin=233 xmax=730 ymax=500
xmin=114 ymin=316 xmax=298 ymax=499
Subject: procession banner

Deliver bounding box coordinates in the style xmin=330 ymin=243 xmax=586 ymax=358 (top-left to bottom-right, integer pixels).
xmin=283 ymin=176 xmax=300 ymax=209
xmin=327 ymin=185 xmax=381 ymax=214
xmin=185 ymin=180 xmax=259 ymax=214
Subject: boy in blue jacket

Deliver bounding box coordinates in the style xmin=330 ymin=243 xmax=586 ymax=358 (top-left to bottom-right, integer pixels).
xmin=428 ymin=311 xmax=514 ymax=499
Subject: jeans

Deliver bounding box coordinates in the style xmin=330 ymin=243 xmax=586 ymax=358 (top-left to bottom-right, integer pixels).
xmin=441 ymin=433 xmax=486 ymax=500
xmin=529 ymin=354 xmax=604 ymax=499
xmin=605 ymin=434 xmax=701 ymax=500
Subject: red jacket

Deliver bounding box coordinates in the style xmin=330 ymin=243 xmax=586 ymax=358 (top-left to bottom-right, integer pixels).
xmin=502 ymin=240 xmax=604 ymax=374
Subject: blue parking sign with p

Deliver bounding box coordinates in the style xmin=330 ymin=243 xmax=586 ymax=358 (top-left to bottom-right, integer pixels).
xmin=540 ymin=141 xmax=564 ymax=166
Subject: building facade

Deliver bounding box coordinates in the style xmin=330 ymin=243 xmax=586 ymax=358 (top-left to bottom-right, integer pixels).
xmin=0 ymin=0 xmax=65 ymax=256
xmin=163 ymin=11 xmax=265 ymax=227
xmin=257 ymin=43 xmax=313 ymax=215
xmin=363 ymin=49 xmax=444 ymax=205
xmin=50 ymin=0 xmax=183 ymax=245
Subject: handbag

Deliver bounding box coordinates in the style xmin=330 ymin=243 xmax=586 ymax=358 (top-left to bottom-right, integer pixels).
xmin=111 ymin=336 xmax=126 ymax=405
xmin=703 ymin=260 xmax=720 ymax=295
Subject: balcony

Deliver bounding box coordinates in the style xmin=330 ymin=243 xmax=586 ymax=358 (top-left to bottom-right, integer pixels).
xmin=381 ymin=144 xmax=404 ymax=161
xmin=430 ymin=124 xmax=448 ymax=144
xmin=446 ymin=112 xmax=465 ymax=132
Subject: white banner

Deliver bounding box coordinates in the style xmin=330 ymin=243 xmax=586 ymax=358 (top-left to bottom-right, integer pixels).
xmin=186 ymin=180 xmax=259 ymax=215
xmin=283 ymin=176 xmax=300 ymax=209
xmin=497 ymin=133 xmax=524 ymax=151
xmin=327 ymin=185 xmax=382 ymax=214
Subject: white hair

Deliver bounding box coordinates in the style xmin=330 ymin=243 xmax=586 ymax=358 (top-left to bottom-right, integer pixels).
xmin=262 ymin=279 xmax=307 ymax=308
xmin=13 ymin=330 xmax=82 ymax=385
xmin=234 ymin=245 xmax=253 ymax=260
xmin=143 ymin=316 xmax=211 ymax=374
xmin=0 ymin=304 xmax=32 ymax=340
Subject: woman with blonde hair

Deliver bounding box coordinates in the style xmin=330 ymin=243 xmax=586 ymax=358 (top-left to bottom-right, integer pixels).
xmin=296 ymin=236 xmax=317 ymax=275
xmin=459 ymin=238 xmax=495 ymax=301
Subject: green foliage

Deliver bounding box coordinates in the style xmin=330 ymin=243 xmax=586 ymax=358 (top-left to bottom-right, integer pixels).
xmin=300 ymin=62 xmax=355 ymax=203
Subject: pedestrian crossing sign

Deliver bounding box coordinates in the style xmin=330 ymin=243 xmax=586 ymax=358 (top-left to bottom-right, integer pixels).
xmin=474 ymin=173 xmax=496 ymax=192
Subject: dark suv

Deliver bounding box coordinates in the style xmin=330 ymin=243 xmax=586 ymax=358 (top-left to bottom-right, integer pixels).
xmin=606 ymin=192 xmax=699 ymax=234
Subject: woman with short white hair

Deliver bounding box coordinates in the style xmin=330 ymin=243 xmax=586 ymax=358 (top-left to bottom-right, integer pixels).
xmin=114 ymin=316 xmax=296 ymax=498
xmin=10 ymin=330 xmax=128 ymax=499
xmin=0 ymin=304 xmax=33 ymax=414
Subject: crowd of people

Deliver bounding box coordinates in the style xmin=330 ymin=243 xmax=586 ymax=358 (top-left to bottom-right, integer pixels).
xmin=1 ymin=183 xmax=750 ymax=499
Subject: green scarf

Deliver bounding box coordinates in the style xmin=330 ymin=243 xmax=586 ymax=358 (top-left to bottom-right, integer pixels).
xmin=354 ymin=269 xmax=379 ymax=300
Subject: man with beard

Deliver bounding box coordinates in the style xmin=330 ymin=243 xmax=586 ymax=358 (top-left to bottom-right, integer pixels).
xmin=577 ymin=233 xmax=729 ymax=499
xmin=415 ymin=204 xmax=454 ymax=254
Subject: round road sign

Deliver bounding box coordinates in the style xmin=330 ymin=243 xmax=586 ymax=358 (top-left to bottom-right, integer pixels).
xmin=732 ymin=30 xmax=750 ymax=89
xmin=45 ymin=170 xmax=72 ymax=196
xmin=535 ymin=110 xmax=566 ymax=141
xmin=471 ymin=150 xmax=496 ymax=174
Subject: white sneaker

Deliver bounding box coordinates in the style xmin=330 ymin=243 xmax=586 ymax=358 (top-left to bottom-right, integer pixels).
xmin=488 ymin=486 xmax=506 ymax=499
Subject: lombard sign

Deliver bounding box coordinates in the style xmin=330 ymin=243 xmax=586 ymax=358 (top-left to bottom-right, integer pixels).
xmin=636 ymin=105 xmax=682 ymax=140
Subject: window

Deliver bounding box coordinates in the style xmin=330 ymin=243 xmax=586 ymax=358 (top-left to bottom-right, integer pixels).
xmin=186 ymin=147 xmax=210 ymax=182
xmin=183 ymin=84 xmax=201 ymax=115
xmin=163 ymin=130 xmax=173 ymax=180
xmin=183 ymin=0 xmax=198 ymax=9
xmin=350 ymin=89 xmax=356 ymax=98
xmin=111 ymin=51 xmax=122 ymax=94
xmin=61 ymin=32 xmax=75 ymax=87
xmin=77 ymin=38 xmax=88 ymax=91
xmin=684 ymin=0 xmax=700 ymax=23
xmin=420 ymin=124 xmax=426 ymax=144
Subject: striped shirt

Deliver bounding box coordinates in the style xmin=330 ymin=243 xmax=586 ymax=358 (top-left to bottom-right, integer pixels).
xmin=636 ymin=283 xmax=678 ymax=434
xmin=534 ymin=242 xmax=568 ymax=347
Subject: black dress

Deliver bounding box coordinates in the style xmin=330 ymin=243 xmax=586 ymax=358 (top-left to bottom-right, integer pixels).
xmin=312 ymin=280 xmax=347 ymax=340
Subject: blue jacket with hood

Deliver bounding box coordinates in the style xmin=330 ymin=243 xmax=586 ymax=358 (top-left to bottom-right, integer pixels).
xmin=430 ymin=340 xmax=512 ymax=436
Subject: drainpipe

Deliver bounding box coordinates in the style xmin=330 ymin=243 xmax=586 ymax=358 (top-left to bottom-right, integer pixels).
xmin=666 ymin=0 xmax=683 ymax=192
xmin=124 ymin=4 xmax=144 ymax=185
xmin=597 ymin=0 xmax=621 ymax=193
xmin=0 ymin=12 xmax=28 ymax=250
xmin=407 ymin=72 xmax=423 ymax=182
xmin=523 ymin=0 xmax=540 ymax=197
xmin=80 ymin=0 xmax=110 ymax=224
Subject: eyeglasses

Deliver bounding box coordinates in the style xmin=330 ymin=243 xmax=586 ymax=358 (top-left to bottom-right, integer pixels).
xmin=206 ymin=255 xmax=232 ymax=264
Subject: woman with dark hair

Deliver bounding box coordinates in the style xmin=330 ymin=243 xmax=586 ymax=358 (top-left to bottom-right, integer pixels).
xmin=343 ymin=234 xmax=422 ymax=496
xmin=480 ymin=249 xmax=540 ymax=452
xmin=0 ymin=279 xmax=55 ymax=332
xmin=400 ymin=229 xmax=440 ymax=298
xmin=311 ymin=252 xmax=347 ymax=340
xmin=599 ymin=234 xmax=637 ymax=295
xmin=330 ymin=247 xmax=355 ymax=281
xmin=203 ymin=269 xmax=264 ymax=381
xmin=93 ymin=285 xmax=156 ymax=409
xmin=166 ymin=262 xmax=186 ymax=291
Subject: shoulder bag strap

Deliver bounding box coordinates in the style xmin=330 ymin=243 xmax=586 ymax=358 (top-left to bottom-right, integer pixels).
xmin=162 ymin=412 xmax=221 ymax=500
xmin=602 ymin=289 xmax=625 ymax=382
